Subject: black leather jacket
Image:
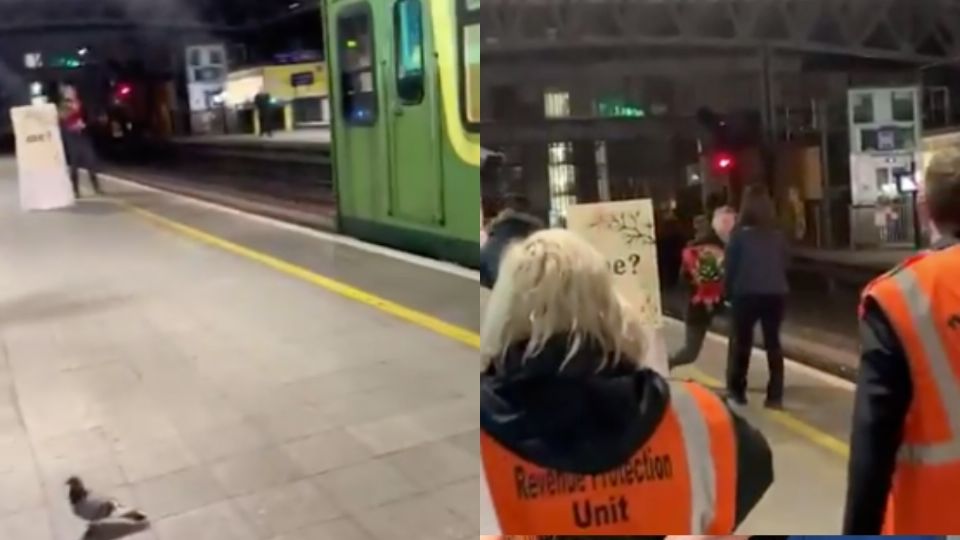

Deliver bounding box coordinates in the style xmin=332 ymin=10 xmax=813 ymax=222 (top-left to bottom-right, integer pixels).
xmin=480 ymin=209 xmax=544 ymax=289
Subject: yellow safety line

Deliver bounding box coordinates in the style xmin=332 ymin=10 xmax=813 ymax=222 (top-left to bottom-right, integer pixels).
xmin=117 ymin=198 xmax=850 ymax=460
xmin=686 ymin=367 xmax=851 ymax=459
xmin=116 ymin=200 xmax=481 ymax=350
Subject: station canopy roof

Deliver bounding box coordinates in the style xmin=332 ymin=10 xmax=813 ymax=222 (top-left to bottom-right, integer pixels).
xmin=0 ymin=0 xmax=315 ymax=32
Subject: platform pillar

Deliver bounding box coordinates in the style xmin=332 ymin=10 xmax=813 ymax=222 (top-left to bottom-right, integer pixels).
xmin=284 ymin=104 xmax=294 ymax=132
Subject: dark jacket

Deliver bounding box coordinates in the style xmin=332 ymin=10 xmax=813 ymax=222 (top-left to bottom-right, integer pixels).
xmin=724 ymin=226 xmax=790 ymax=297
xmin=843 ymin=235 xmax=960 ymax=534
xmin=480 ymin=209 xmax=544 ymax=289
xmin=481 ymin=335 xmax=774 ymax=529
xmin=254 ymin=92 xmax=270 ymax=111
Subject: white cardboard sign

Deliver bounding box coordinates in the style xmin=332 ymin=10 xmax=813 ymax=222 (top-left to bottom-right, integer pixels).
xmin=10 ymin=104 xmax=75 ymax=211
xmin=567 ymin=199 xmax=663 ymax=327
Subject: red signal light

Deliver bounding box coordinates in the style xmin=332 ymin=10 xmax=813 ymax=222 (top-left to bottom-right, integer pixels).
xmin=116 ymin=84 xmax=132 ymax=98
xmin=712 ymin=151 xmax=735 ymax=173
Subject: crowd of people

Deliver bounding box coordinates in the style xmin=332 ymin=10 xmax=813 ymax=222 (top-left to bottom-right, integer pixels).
xmin=479 ymin=149 xmax=960 ymax=535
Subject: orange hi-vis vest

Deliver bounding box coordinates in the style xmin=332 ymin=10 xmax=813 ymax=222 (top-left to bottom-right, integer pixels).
xmin=863 ymin=244 xmax=960 ymax=534
xmin=481 ymin=381 xmax=737 ymax=535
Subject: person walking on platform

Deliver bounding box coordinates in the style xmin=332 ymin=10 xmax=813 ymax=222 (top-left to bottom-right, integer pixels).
xmin=254 ymin=91 xmax=274 ymax=138
xmin=669 ymin=211 xmax=729 ymax=369
xmin=844 ymin=150 xmax=960 ymax=534
xmin=724 ymin=185 xmax=789 ymax=408
xmin=480 ymin=193 xmax=543 ymax=289
xmin=59 ymin=86 xmax=102 ymax=198
xmin=480 ymin=228 xmax=773 ymax=535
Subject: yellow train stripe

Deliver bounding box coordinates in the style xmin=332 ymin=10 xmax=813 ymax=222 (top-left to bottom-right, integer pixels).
xmin=431 ymin=0 xmax=480 ymax=166
xmin=118 ymin=200 xmax=481 ymax=350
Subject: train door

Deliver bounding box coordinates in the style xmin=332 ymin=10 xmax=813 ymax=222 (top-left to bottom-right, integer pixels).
xmin=333 ymin=2 xmax=388 ymax=221
xmin=389 ymin=0 xmax=444 ymax=224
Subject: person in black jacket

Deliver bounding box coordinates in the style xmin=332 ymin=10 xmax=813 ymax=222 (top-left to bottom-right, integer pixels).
xmin=724 ymin=185 xmax=790 ymax=408
xmin=670 ymin=214 xmax=727 ymax=369
xmin=480 ymin=193 xmax=543 ymax=289
xmin=254 ymin=92 xmax=273 ymax=137
xmin=843 ymin=157 xmax=960 ymax=534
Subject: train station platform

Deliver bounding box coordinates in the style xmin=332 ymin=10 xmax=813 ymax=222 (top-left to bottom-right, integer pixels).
xmin=0 ymin=158 xmax=478 ymax=540
xmin=173 ymin=128 xmax=331 ymax=151
xmin=793 ymin=245 xmax=910 ymax=273
xmin=666 ymin=320 xmax=853 ymax=534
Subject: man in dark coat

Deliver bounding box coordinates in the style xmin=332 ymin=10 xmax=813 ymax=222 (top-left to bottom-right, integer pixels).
xmin=254 ymin=91 xmax=273 ymax=137
xmin=480 ymin=194 xmax=544 ymax=289
xmin=669 ymin=214 xmax=727 ymax=368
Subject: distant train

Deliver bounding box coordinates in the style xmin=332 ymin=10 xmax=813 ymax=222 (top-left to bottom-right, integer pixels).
xmin=323 ymin=0 xmax=480 ymax=268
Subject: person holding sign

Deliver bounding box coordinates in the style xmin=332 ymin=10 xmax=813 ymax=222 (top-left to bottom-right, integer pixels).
xmin=480 ymin=229 xmax=773 ymax=535
xmin=59 ymin=86 xmax=102 ymax=198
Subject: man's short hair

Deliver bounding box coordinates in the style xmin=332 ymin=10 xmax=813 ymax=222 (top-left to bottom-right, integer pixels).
xmin=501 ymin=192 xmax=530 ymax=213
xmin=925 ymin=150 xmax=960 ymax=234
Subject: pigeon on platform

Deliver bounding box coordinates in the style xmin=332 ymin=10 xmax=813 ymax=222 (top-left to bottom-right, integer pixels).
xmin=66 ymin=477 xmax=148 ymax=523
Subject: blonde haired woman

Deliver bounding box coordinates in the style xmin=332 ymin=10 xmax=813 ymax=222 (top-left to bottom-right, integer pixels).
xmin=480 ymin=229 xmax=773 ymax=535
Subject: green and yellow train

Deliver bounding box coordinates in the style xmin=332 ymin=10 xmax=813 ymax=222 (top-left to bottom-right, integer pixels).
xmin=323 ymin=0 xmax=480 ymax=268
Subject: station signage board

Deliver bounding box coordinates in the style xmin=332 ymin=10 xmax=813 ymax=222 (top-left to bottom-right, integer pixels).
xmin=291 ymin=72 xmax=315 ymax=87
xmin=877 ymin=128 xmax=896 ymax=151
xmin=847 ymin=86 xmax=922 ymax=205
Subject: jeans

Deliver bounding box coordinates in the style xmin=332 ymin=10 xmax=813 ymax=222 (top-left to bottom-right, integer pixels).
xmin=258 ymin=109 xmax=273 ymax=137
xmin=726 ymin=294 xmax=786 ymax=403
xmin=64 ymin=131 xmax=101 ymax=196
xmin=670 ymin=306 xmax=713 ymax=369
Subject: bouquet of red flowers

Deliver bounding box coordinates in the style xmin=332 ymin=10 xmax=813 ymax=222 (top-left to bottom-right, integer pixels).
xmin=682 ymin=245 xmax=725 ymax=309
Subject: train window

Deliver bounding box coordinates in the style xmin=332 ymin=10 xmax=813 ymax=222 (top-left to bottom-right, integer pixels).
xmin=460 ymin=2 xmax=480 ymax=127
xmin=338 ymin=8 xmax=378 ymax=125
xmin=394 ymin=0 xmax=425 ymax=105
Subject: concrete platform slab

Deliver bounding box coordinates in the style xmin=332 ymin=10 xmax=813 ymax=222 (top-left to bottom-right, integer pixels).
xmin=0 ymin=157 xmax=478 ymax=540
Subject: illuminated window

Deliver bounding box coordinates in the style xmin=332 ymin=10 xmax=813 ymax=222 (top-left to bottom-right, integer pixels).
xmin=460 ymin=0 xmax=479 ymax=128
xmin=544 ymin=91 xmax=570 ymax=118
xmin=24 ymin=52 xmax=42 ymax=69
xmin=891 ymin=90 xmax=915 ymax=122
xmin=548 ymin=142 xmax=577 ymax=227
xmin=394 ymin=0 xmax=425 ymax=105
xmin=852 ymin=93 xmax=874 ymax=124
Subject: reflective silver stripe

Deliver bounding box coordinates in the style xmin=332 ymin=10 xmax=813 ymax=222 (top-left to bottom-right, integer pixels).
xmin=890 ymin=268 xmax=960 ymax=465
xmin=670 ymin=381 xmax=716 ymax=533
